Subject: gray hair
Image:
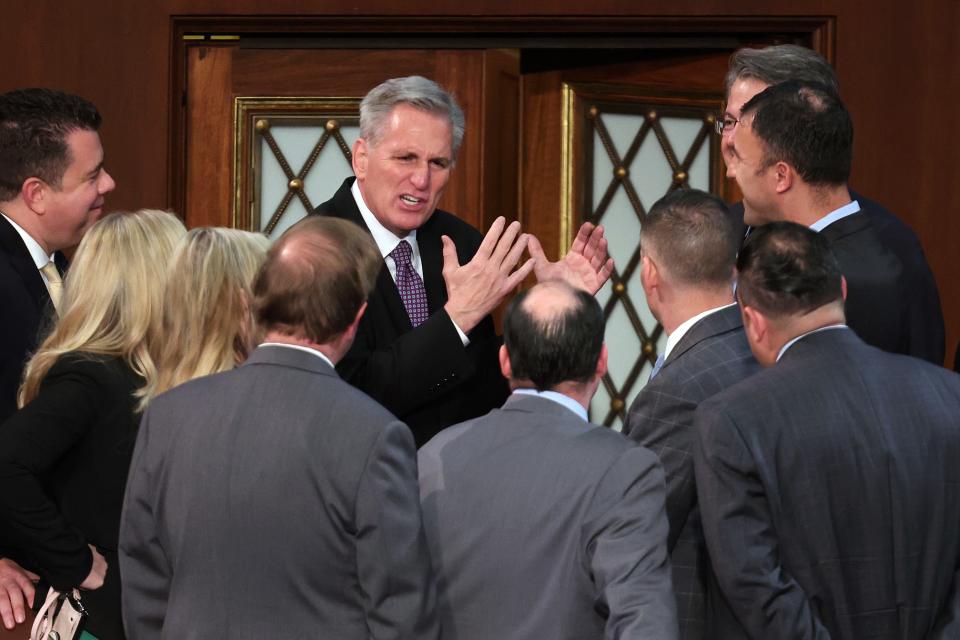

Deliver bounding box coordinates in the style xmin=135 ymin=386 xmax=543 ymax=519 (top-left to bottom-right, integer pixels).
xmin=359 ymin=76 xmax=465 ymax=157
xmin=724 ymin=45 xmax=839 ymax=97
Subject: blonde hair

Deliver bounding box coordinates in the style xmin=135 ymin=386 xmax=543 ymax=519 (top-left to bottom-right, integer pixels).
xmin=141 ymin=227 xmax=270 ymax=405
xmin=19 ymin=209 xmax=186 ymax=406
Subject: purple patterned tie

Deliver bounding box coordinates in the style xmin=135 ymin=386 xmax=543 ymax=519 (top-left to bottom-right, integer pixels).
xmin=389 ymin=240 xmax=429 ymax=327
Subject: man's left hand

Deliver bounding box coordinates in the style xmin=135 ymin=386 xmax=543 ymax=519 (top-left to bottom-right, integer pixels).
xmin=529 ymin=222 xmax=614 ymax=295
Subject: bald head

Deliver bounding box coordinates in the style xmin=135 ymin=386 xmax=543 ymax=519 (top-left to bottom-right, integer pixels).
xmin=503 ymin=281 xmax=604 ymax=391
xmin=253 ymin=216 xmax=381 ymax=343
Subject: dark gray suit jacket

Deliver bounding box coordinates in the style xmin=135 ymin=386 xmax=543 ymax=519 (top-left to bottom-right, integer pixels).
xmin=419 ymin=393 xmax=678 ymax=640
xmin=694 ymin=328 xmax=960 ymax=639
xmin=625 ymin=304 xmax=760 ymax=639
xmin=120 ymin=345 xmax=439 ymax=640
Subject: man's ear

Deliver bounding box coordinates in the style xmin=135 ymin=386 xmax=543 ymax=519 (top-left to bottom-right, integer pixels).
xmin=640 ymin=254 xmax=659 ymax=297
xmin=21 ymin=177 xmax=47 ymax=214
xmin=774 ymin=161 xmax=794 ymax=194
xmin=740 ymin=304 xmax=767 ymax=347
xmin=352 ymin=138 xmax=368 ymax=179
xmin=498 ymin=344 xmax=512 ymax=380
xmin=840 ymin=275 xmax=848 ymax=301
xmin=595 ymin=343 xmax=608 ymax=380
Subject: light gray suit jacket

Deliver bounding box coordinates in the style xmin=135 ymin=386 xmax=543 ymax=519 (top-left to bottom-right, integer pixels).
xmin=120 ymin=345 xmax=439 ymax=640
xmin=418 ymin=393 xmax=678 ymax=640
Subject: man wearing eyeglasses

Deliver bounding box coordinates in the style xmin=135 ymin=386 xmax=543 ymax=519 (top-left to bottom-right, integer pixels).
xmin=718 ymin=44 xmax=944 ymax=366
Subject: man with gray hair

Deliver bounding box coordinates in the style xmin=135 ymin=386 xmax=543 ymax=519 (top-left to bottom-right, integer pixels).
xmin=719 ymin=44 xmax=944 ymax=365
xmin=624 ymin=188 xmax=760 ymax=639
xmin=313 ymin=76 xmax=612 ymax=446
xmin=419 ymin=280 xmax=677 ymax=640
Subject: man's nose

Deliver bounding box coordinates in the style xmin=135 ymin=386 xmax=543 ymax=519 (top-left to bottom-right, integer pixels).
xmin=99 ymin=169 xmax=117 ymax=194
xmin=409 ymin=163 xmax=430 ymax=190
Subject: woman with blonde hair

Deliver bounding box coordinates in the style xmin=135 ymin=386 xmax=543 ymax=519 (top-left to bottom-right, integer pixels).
xmin=0 ymin=209 xmax=185 ymax=640
xmin=142 ymin=227 xmax=270 ymax=403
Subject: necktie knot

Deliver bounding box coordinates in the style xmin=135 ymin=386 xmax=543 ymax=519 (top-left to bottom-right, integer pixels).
xmin=389 ymin=240 xmax=413 ymax=265
xmin=40 ymin=261 xmax=63 ymax=314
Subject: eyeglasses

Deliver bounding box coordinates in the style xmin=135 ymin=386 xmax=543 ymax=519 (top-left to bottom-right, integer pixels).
xmin=715 ymin=116 xmax=739 ymax=135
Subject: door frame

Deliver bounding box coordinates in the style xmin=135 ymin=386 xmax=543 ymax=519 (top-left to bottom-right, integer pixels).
xmin=168 ymin=15 xmax=836 ymax=221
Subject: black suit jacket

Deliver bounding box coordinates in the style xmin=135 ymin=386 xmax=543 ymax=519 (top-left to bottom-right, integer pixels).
xmin=729 ymin=196 xmax=945 ymax=364
xmin=694 ymin=328 xmax=960 ymax=639
xmin=0 ymin=215 xmax=60 ymax=423
xmin=312 ymin=178 xmax=508 ymax=446
xmin=625 ymin=304 xmax=760 ymax=639
xmin=0 ymin=353 xmax=143 ymax=640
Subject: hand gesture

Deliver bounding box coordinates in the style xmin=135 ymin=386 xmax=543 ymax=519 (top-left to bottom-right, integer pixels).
xmin=529 ymin=222 xmax=614 ymax=295
xmin=80 ymin=545 xmax=107 ymax=591
xmin=443 ymin=216 xmax=534 ymax=333
xmin=0 ymin=557 xmax=38 ymax=629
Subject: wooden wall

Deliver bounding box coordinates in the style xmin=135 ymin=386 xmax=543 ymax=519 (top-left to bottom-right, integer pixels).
xmin=4 ymin=0 xmax=958 ymax=367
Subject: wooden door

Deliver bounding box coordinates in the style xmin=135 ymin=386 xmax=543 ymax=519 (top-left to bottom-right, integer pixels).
xmin=177 ymin=43 xmax=519 ymax=235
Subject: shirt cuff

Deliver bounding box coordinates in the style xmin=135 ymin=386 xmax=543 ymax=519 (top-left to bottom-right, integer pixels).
xmin=450 ymin=318 xmax=471 ymax=347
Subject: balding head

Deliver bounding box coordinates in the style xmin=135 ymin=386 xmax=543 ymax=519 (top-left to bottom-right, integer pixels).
xmin=502 ymin=281 xmax=604 ymax=391
xmin=253 ymin=216 xmax=381 ymax=344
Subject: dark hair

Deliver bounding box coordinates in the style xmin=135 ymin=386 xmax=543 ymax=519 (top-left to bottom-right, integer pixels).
xmin=253 ymin=216 xmax=381 ymax=343
xmin=725 ymin=44 xmax=838 ymax=96
xmin=640 ymin=188 xmax=738 ymax=287
xmin=502 ymin=282 xmax=604 ymax=391
xmin=0 ymin=88 xmax=102 ymax=201
xmin=741 ymin=80 xmax=853 ymax=187
xmin=736 ymin=221 xmax=843 ymax=317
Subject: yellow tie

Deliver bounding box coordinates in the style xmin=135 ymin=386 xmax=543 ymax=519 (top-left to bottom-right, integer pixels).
xmin=40 ymin=261 xmax=63 ymax=314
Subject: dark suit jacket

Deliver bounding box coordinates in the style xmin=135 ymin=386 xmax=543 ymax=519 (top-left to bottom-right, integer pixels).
xmin=0 ymin=353 xmax=143 ymax=640
xmin=120 ymin=345 xmax=439 ymax=640
xmin=312 ymin=178 xmax=508 ymax=446
xmin=729 ymin=196 xmax=945 ymax=365
xmin=0 ymin=215 xmax=60 ymax=423
xmin=693 ymin=328 xmax=960 ymax=639
xmin=624 ymin=304 xmax=760 ymax=639
xmin=419 ymin=393 xmax=679 ymax=640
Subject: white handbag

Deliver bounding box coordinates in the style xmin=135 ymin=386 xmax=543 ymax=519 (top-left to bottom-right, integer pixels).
xmin=30 ymin=588 xmax=87 ymax=640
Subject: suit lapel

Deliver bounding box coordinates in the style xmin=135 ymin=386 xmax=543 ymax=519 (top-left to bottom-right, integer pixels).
xmin=0 ymin=215 xmax=50 ymax=312
xmin=663 ymin=304 xmax=743 ymax=369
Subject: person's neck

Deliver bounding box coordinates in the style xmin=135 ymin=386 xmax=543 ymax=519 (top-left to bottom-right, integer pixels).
xmin=770 ymin=303 xmax=846 ymax=355
xmin=659 ymin=287 xmax=734 ymax=336
xmin=262 ymin=331 xmax=342 ymax=364
xmin=0 ymin=200 xmax=51 ymax=254
xmin=783 ymin=184 xmax=852 ymax=227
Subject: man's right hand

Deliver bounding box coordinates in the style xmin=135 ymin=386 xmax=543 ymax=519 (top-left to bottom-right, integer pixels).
xmin=79 ymin=545 xmax=107 ymax=591
xmin=0 ymin=557 xmax=38 ymax=630
xmin=442 ymin=216 xmax=534 ymax=334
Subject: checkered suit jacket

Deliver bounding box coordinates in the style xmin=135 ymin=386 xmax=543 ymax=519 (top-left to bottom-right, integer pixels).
xmin=694 ymin=328 xmax=960 ymax=639
xmin=625 ymin=303 xmax=760 ymax=639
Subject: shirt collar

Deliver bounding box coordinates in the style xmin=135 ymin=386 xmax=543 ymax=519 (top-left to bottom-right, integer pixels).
xmin=1 ymin=213 xmax=53 ymax=269
xmin=351 ymin=179 xmax=420 ymax=261
xmin=259 ymin=342 xmax=335 ymax=369
xmin=776 ymin=324 xmax=848 ymax=362
xmin=809 ymin=200 xmax=861 ymax=232
xmin=664 ymin=302 xmax=737 ymax=360
xmin=512 ymin=388 xmax=588 ymax=422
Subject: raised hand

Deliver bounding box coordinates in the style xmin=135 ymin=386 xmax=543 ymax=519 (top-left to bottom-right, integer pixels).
xmin=529 ymin=222 xmax=614 ymax=295
xmin=443 ymin=216 xmax=534 ymax=333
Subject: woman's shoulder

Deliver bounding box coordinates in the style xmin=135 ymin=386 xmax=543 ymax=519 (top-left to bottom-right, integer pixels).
xmin=47 ymin=352 xmax=141 ymax=387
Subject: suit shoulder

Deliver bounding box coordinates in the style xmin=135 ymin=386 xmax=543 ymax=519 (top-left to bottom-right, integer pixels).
xmin=424 ymin=209 xmax=482 ymax=243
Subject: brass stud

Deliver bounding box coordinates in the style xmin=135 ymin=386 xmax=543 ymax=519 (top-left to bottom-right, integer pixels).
xmin=705 ymin=114 xmax=716 ymax=125
xmin=255 ymin=119 xmax=270 ymax=132
xmin=325 ymin=119 xmax=340 ymax=132
xmin=588 ymin=106 xmax=599 ymax=118
xmin=611 ymin=397 xmax=625 ymax=412
xmin=615 ymin=166 xmax=628 ymax=179
xmin=613 ymin=282 xmax=626 ymax=295
xmin=288 ymin=178 xmax=303 ymax=191
xmin=675 ymin=171 xmax=688 ymax=182
xmin=647 ymin=109 xmax=658 ymax=121
xmin=643 ymin=342 xmax=654 ymax=355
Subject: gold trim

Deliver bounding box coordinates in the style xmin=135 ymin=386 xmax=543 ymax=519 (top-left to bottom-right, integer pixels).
xmin=232 ymin=96 xmax=362 ymax=232
xmin=559 ymin=83 xmax=575 ymax=255
xmin=210 ymin=34 xmax=240 ymax=41
xmin=181 ymin=35 xmax=206 ymax=41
